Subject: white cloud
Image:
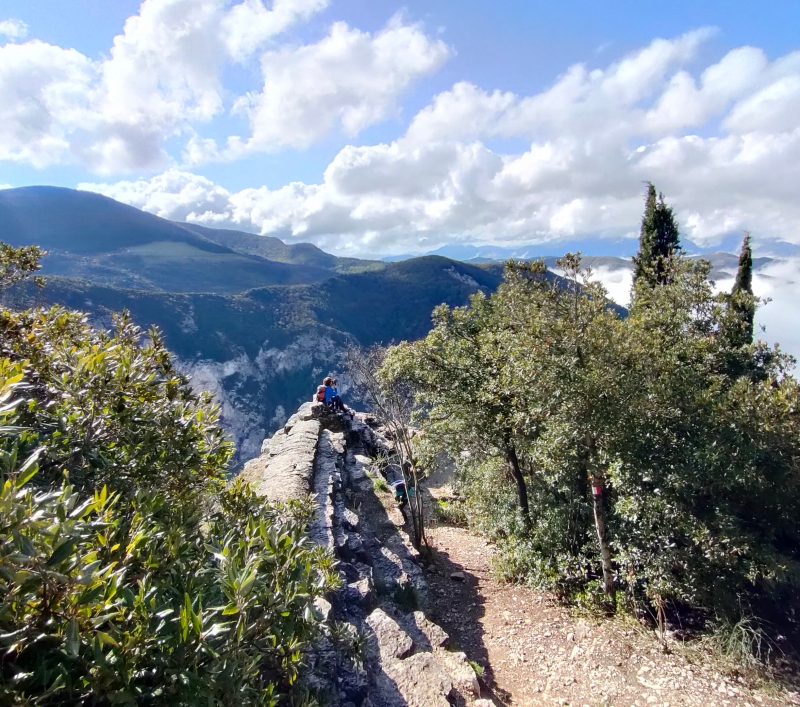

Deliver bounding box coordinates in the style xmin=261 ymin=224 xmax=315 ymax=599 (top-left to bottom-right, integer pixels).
xmin=404 ymin=28 xmax=709 ymax=146
xmin=13 ymin=19 xmax=800 ymax=258
xmin=0 ymin=19 xmax=28 ymax=41
xmin=0 ymin=41 xmax=95 ymax=167
xmin=748 ymin=257 xmax=800 ymax=360
xmin=80 ymin=168 xmax=233 ymax=222
xmin=0 ymin=0 xmax=341 ymax=172
xmin=405 ymin=81 xmax=516 ymax=144
xmin=222 ymin=0 xmax=330 ymax=62
xmin=588 ymin=265 xmax=633 ymax=307
xmin=228 ymin=15 xmax=450 ymax=153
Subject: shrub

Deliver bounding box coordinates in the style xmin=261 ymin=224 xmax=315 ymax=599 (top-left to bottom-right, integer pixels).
xmin=0 ymin=306 xmax=231 ymax=500
xmin=0 ymin=379 xmax=338 ymax=706
xmin=0 ymin=245 xmax=342 ymax=705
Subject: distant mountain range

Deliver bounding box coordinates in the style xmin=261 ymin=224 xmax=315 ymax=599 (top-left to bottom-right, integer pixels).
xmin=0 ymin=186 xmax=382 ymax=293
xmin=384 ymin=234 xmax=800 ymax=264
xmin=0 ymin=187 xmax=516 ymax=461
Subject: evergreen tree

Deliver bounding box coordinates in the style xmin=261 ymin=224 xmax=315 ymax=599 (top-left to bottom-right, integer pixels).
xmin=729 ymin=232 xmax=755 ymax=346
xmin=733 ymin=232 xmax=753 ymax=294
xmin=632 ymin=183 xmax=681 ymax=287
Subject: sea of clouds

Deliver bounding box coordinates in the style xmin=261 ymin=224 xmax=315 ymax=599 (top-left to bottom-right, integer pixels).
xmin=589 ymin=258 xmax=800 ymax=362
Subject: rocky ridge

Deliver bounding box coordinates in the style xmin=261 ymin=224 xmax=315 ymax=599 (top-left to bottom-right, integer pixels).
xmin=240 ymin=402 xmax=484 ymax=706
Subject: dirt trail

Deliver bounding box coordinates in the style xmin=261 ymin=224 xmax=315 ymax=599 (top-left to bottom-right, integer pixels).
xmin=420 ymin=523 xmax=800 ymax=707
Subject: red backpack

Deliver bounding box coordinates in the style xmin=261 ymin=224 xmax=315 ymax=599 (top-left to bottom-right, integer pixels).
xmin=316 ymin=385 xmax=326 ymax=402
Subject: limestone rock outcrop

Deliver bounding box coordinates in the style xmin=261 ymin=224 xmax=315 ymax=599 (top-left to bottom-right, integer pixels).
xmin=241 ymin=401 xmax=484 ymax=706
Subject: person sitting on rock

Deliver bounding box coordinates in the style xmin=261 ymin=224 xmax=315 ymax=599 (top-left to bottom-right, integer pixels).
xmin=323 ymin=377 xmax=345 ymax=412
xmin=323 ymin=377 xmax=355 ymax=418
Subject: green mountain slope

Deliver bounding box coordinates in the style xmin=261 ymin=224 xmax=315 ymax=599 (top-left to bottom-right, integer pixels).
xmin=31 ymin=241 xmax=340 ymax=293
xmin=0 ymin=186 xmax=230 ymax=254
xmin=0 ymin=187 xmax=372 ymax=292
xmin=183 ymin=223 xmax=381 ymax=274
xmin=2 ymin=257 xmax=506 ymax=460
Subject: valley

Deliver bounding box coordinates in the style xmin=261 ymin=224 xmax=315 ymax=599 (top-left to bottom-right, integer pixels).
xmin=0 ymin=186 xmax=506 ymax=460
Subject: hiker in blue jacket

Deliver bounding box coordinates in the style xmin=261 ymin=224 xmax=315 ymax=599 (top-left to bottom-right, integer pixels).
xmin=323 ymin=377 xmax=345 ymax=411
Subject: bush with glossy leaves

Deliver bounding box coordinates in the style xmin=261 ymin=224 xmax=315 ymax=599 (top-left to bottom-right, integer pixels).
xmin=0 ymin=373 xmax=338 ymax=706
xmin=0 ymin=305 xmax=231 ymax=500
xmin=0 ymin=244 xmax=343 ymax=705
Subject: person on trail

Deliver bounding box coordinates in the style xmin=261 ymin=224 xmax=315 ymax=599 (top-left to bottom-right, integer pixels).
xmin=320 ymin=376 xmax=355 ymax=418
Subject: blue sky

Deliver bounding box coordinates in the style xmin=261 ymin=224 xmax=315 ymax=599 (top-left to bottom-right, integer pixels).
xmin=2 ymin=0 xmax=800 ymax=257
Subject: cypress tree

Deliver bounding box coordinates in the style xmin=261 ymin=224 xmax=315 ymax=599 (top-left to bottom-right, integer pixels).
xmin=632 ymin=183 xmax=681 ymax=286
xmin=733 ymin=232 xmax=753 ymax=296
xmin=730 ymin=232 xmax=755 ymax=345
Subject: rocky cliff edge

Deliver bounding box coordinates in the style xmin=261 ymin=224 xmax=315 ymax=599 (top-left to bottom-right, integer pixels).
xmin=239 ymin=402 xmax=487 ymax=707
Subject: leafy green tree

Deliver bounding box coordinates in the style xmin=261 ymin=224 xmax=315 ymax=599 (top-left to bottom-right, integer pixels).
xmin=389 ymin=247 xmax=800 ymax=626
xmin=632 ymin=183 xmax=681 ymax=287
xmin=493 ymin=255 xmax=632 ymax=600
xmin=607 ymin=257 xmax=800 ymax=614
xmin=380 ymin=263 xmax=556 ymax=526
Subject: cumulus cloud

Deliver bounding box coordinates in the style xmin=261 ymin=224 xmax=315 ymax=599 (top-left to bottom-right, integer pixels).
xmin=221 ymin=0 xmax=329 ymax=62
xmin=81 ymin=28 xmax=800 ymax=256
xmin=0 ymin=19 xmax=27 ymax=41
xmin=224 ymin=16 xmax=450 ymax=154
xmin=0 ymin=1 xmax=447 ymax=171
xmin=0 ymin=41 xmax=95 ymax=168
xmin=9 ymin=13 xmax=800 ymax=257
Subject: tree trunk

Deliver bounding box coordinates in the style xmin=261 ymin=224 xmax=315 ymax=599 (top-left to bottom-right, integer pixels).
xmin=583 ymin=435 xmax=614 ymax=600
xmin=505 ymin=446 xmax=531 ymax=526
xmin=591 ymin=473 xmax=615 ymax=600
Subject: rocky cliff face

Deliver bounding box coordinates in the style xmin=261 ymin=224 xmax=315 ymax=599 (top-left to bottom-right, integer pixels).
xmin=240 ymin=402 xmax=487 ymax=706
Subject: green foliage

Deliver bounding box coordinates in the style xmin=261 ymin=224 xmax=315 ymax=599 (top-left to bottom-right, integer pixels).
xmin=632 ymin=183 xmax=681 ymax=287
xmin=0 ymin=305 xmax=232 ymax=499
xmin=385 ymin=225 xmax=800 ymax=626
xmin=729 ymin=232 xmax=756 ymax=347
xmin=0 ymin=242 xmax=45 ymax=292
xmin=433 ymin=498 xmax=467 ymax=526
xmin=467 ymin=660 xmax=484 ymax=678
xmin=0 ymin=378 xmax=338 ymax=706
xmin=0 ymin=243 xmax=341 ymax=704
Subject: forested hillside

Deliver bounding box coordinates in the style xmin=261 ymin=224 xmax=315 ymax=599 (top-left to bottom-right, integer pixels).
xmin=0 ymin=187 xmax=510 ymax=459
xmin=376 ymin=185 xmax=800 ymax=663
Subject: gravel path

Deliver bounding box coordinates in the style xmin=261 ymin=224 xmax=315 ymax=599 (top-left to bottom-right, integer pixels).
xmin=422 ymin=524 xmax=800 ymax=707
